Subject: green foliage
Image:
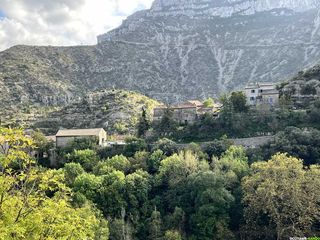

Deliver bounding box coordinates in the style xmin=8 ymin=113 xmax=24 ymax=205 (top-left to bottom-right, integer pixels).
xmin=106 ymin=154 xmax=130 ymax=173
xmin=242 ymin=153 xmax=320 ymax=239
xmin=152 ymin=138 xmax=178 ymax=156
xmin=125 ymin=170 xmax=151 ymax=225
xmin=0 ymin=127 xmax=109 ymax=240
xmin=137 ymin=107 xmax=151 ymax=137
xmin=73 ymin=173 xmax=102 ymax=200
xmin=63 ymin=162 xmax=85 ymax=186
xmin=4 ymin=123 xmax=320 ymax=240
xmin=130 ymin=151 xmax=149 ymax=171
xmin=164 ymin=230 xmax=182 ymax=240
xmin=212 ymin=146 xmax=249 ymax=187
xmin=97 ymin=171 xmax=126 ymax=218
xmin=203 ymin=98 xmax=214 ymax=108
xmin=187 ymin=171 xmax=235 ymax=240
xmin=124 ymin=137 xmax=147 ymax=157
xmin=114 ymin=122 xmax=128 ymax=134
xmin=68 ymin=137 xmax=99 ymax=151
xmin=153 ymin=108 xmax=178 ymax=137
xmin=147 ymin=149 xmax=166 ymax=173
xmin=109 ymin=218 xmax=133 ymax=240
xmin=66 ymin=149 xmax=99 ymax=171
xmin=148 ymin=210 xmax=163 ymax=240
xmin=263 ymin=127 xmax=320 ymax=165
xmin=157 ymin=151 xmax=200 ymax=188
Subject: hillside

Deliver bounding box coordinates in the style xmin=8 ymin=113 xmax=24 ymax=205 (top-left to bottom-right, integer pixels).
xmin=279 ymin=63 xmax=320 ymax=107
xmin=33 ymin=89 xmax=160 ymax=135
xmin=0 ymin=0 xmax=320 ymax=118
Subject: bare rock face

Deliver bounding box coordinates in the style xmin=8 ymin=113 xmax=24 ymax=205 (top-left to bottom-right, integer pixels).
xmin=149 ymin=0 xmax=318 ymax=17
xmin=1 ymin=0 xmax=320 ymax=124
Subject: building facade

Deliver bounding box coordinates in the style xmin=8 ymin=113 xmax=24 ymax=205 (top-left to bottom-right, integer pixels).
xmin=153 ymin=100 xmax=220 ymax=124
xmin=245 ymin=83 xmax=279 ymax=106
xmin=55 ymin=128 xmax=107 ymax=148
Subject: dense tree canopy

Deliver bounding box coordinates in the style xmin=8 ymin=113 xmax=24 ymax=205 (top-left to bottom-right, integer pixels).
xmin=0 ymin=127 xmax=109 ymax=240
xmin=2 ymin=122 xmax=320 ymax=240
xmin=242 ymin=153 xmax=320 ymax=239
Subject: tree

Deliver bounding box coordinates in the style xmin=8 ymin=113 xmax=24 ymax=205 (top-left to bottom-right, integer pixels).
xmin=63 ymin=162 xmax=85 ymax=186
xmin=148 ymin=209 xmax=163 ymax=240
xmin=212 ymin=146 xmax=249 ymax=234
xmin=187 ymin=171 xmax=235 ymax=240
xmin=157 ymin=151 xmax=200 ymax=188
xmin=0 ymin=127 xmax=109 ymax=239
xmin=154 ymin=108 xmax=177 ymax=137
xmin=106 ymin=154 xmax=130 ymax=173
xmin=203 ymin=98 xmax=214 ymax=108
xmin=242 ymin=153 xmax=320 ymax=239
xmin=125 ymin=170 xmax=151 ymax=232
xmin=137 ymin=107 xmax=151 ymax=137
xmin=263 ymin=127 xmax=320 ymax=165
xmin=164 ymin=230 xmax=182 ymax=240
xmin=73 ymin=173 xmax=102 ymax=200
xmin=212 ymin=146 xmax=249 ymax=188
xmin=152 ymin=138 xmax=178 ymax=156
xmin=129 ymin=151 xmax=149 ymax=172
xmin=66 ymin=149 xmax=99 ymax=171
xmin=147 ymin=149 xmax=166 ymax=174
xmin=97 ymin=170 xmax=126 ymax=218
xmin=31 ymin=129 xmax=54 ymax=166
xmin=230 ymin=91 xmax=248 ymax=113
xmin=124 ymin=137 xmax=147 ymax=157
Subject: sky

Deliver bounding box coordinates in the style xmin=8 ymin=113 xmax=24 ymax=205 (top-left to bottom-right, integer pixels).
xmin=0 ymin=0 xmax=154 ymax=51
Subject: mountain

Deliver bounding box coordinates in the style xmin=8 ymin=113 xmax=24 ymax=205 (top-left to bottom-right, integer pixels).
xmin=1 ymin=0 xmax=320 ymax=124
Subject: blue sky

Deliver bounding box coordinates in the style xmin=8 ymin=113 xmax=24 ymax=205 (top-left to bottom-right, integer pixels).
xmin=0 ymin=9 xmax=5 ymax=18
xmin=0 ymin=0 xmax=153 ymax=51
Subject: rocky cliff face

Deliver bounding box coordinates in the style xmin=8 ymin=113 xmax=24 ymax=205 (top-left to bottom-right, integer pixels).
xmin=149 ymin=0 xmax=318 ymax=18
xmin=1 ymin=0 xmax=320 ymax=124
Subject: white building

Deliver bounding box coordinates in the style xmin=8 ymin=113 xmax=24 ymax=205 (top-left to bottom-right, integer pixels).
xmin=244 ymin=83 xmax=279 ymax=106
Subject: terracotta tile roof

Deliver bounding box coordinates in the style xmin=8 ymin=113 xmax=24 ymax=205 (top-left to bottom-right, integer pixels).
xmin=186 ymin=100 xmax=204 ymax=107
xmin=56 ymin=128 xmax=105 ymax=137
xmin=171 ymin=103 xmax=197 ymax=109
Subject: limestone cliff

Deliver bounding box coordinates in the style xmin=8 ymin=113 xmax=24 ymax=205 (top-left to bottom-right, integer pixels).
xmin=1 ymin=0 xmax=320 ymax=125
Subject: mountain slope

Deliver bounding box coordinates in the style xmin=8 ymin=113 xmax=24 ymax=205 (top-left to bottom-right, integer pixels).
xmin=1 ymin=0 xmax=320 ymax=123
xmin=33 ymin=89 xmax=159 ymax=135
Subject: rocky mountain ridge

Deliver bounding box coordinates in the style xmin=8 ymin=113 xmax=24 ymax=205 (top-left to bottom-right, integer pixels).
xmin=1 ymin=0 xmax=320 ymax=125
xmin=149 ymin=0 xmax=318 ymax=18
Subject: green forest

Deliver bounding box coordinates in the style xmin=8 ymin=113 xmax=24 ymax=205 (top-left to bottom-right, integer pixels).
xmin=1 ymin=122 xmax=320 ymax=240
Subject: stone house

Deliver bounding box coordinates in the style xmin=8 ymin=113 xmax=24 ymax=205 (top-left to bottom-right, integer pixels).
xmin=245 ymin=83 xmax=279 ymax=106
xmin=153 ymin=100 xmax=219 ymax=124
xmin=55 ymin=128 xmax=107 ymax=148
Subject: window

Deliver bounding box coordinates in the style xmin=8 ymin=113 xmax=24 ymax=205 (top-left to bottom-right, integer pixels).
xmin=250 ymin=97 xmax=255 ymax=101
xmin=251 ymin=89 xmax=255 ymax=93
xmin=259 ymin=89 xmax=263 ymax=93
xmin=269 ymin=98 xmax=273 ymax=103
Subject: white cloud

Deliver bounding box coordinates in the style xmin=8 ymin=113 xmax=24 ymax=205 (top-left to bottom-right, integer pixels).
xmin=0 ymin=0 xmax=154 ymax=51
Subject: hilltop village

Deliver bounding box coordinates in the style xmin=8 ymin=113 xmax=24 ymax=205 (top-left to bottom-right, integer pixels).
xmin=22 ymin=83 xmax=282 ymax=166
xmin=44 ymin=82 xmax=279 ymax=144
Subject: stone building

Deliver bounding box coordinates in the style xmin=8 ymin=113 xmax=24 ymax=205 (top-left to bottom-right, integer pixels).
xmin=153 ymin=100 xmax=219 ymax=124
xmin=245 ymin=83 xmax=279 ymax=106
xmin=55 ymin=128 xmax=107 ymax=148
